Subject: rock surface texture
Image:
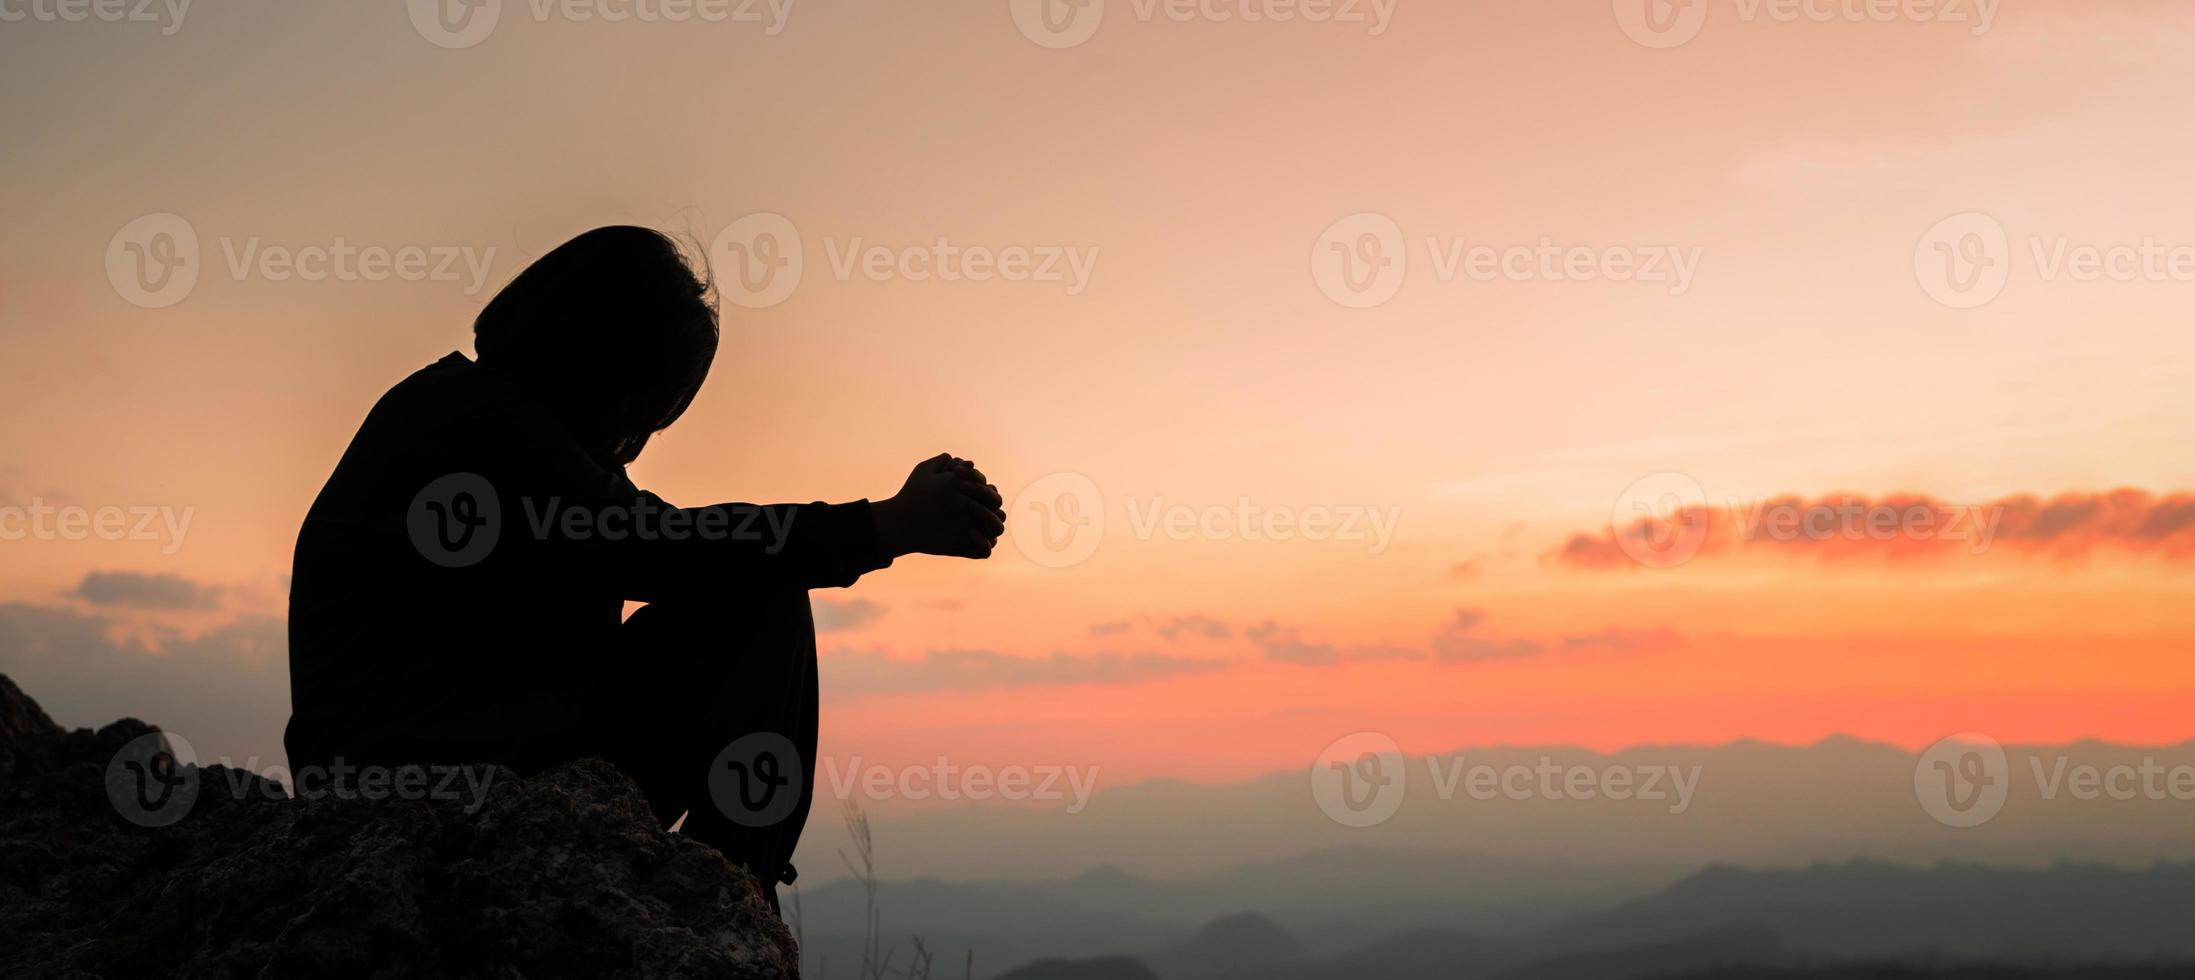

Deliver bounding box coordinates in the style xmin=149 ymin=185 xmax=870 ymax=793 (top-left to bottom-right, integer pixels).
xmin=0 ymin=674 xmax=798 ymax=979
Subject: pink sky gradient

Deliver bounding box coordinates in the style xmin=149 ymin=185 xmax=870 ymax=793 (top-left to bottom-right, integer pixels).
xmin=3 ymin=0 xmax=2193 ymax=794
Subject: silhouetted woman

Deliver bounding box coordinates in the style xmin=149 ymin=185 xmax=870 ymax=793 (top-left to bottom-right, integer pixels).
xmin=285 ymin=226 xmax=1004 ymax=909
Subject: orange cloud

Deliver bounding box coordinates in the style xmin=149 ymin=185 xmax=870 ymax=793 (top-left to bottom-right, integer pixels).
xmin=819 ymin=647 xmax=1229 ymax=698
xmin=1550 ymin=488 xmax=2195 ymax=570
xmin=1247 ymin=610 xmax=1680 ymax=667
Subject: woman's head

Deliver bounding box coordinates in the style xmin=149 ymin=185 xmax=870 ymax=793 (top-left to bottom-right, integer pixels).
xmin=473 ymin=226 xmax=718 ymax=466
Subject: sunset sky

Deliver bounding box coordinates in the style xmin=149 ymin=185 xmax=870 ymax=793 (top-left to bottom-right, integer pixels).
xmin=4 ymin=0 xmax=2194 ymax=808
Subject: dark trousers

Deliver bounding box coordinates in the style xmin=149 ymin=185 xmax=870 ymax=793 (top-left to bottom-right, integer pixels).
xmin=597 ymin=590 xmax=819 ymax=911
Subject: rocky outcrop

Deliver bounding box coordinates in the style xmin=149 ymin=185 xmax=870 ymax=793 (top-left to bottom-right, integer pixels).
xmin=0 ymin=674 xmax=798 ymax=979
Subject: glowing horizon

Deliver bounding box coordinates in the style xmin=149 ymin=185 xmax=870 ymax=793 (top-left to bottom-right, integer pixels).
xmin=4 ymin=1 xmax=2195 ymax=798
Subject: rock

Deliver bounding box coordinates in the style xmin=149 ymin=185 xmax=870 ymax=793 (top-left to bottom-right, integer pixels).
xmin=0 ymin=673 xmax=799 ymax=979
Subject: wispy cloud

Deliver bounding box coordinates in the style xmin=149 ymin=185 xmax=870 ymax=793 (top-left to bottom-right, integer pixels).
xmin=73 ymin=570 xmax=224 ymax=611
xmin=1252 ymin=610 xmax=1679 ymax=667
xmin=1247 ymin=619 xmax=1423 ymax=666
xmin=1550 ymin=489 xmax=2195 ymax=570
xmin=820 ymin=647 xmax=1229 ymax=697
xmin=1155 ymin=614 xmax=1232 ymax=640
xmin=1431 ymin=608 xmax=1679 ymax=664
xmin=0 ymin=601 xmax=287 ymax=763
xmin=813 ymin=596 xmax=887 ymax=633
xmin=1088 ymin=613 xmax=1236 ymax=641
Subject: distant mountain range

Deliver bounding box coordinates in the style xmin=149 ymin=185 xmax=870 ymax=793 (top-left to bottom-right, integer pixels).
xmin=1539 ymin=860 xmax=2195 ymax=961
xmin=796 ymin=856 xmax=2195 ymax=980
xmin=791 ymin=737 xmax=2195 ymax=885
xmin=1665 ymin=969 xmax=2195 ymax=980
xmin=789 ymin=846 xmax=1684 ymax=971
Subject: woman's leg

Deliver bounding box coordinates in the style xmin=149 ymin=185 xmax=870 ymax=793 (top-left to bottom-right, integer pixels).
xmin=607 ymin=589 xmax=818 ymax=906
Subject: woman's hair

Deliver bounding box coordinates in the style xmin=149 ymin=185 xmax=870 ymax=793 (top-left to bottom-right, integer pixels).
xmin=473 ymin=226 xmax=719 ymax=466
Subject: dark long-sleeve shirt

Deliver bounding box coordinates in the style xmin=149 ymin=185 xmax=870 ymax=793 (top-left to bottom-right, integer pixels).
xmin=284 ymin=352 xmax=887 ymax=771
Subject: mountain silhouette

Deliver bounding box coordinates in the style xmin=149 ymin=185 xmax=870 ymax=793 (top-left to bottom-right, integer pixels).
xmin=1543 ymin=860 xmax=2195 ymax=960
xmin=1144 ymin=912 xmax=1306 ymax=979
xmin=970 ymin=859 xmax=2195 ymax=980
xmin=994 ymin=957 xmax=1162 ymax=980
xmin=1495 ymin=925 xmax=1788 ymax=980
